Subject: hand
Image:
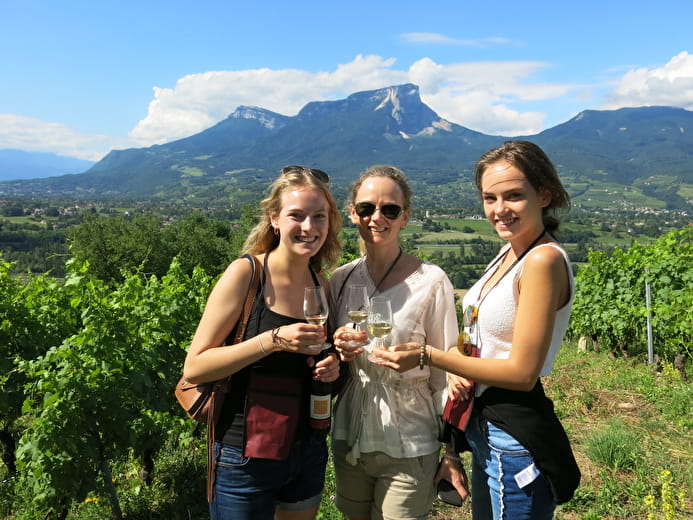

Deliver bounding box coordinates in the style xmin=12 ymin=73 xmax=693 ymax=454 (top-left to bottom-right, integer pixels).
xmin=435 ymin=455 xmax=469 ymax=503
xmin=447 ymin=373 xmax=473 ymax=400
xmin=370 ymin=343 xmax=421 ymax=372
xmin=333 ymin=325 xmax=368 ymax=362
xmin=273 ymin=323 xmax=327 ymax=355
xmin=308 ymin=351 xmax=340 ymax=382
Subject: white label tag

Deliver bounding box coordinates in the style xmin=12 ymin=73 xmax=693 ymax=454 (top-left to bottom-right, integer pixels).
xmin=515 ymin=462 xmax=540 ymax=488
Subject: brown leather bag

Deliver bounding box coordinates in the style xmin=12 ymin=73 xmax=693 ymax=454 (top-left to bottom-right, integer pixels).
xmin=174 ymin=254 xmax=260 ymax=502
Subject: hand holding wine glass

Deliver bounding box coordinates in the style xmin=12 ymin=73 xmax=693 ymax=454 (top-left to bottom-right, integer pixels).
xmin=338 ymin=284 xmax=369 ymax=356
xmin=304 ymin=286 xmax=329 ymax=353
xmin=367 ymin=296 xmax=393 ymax=362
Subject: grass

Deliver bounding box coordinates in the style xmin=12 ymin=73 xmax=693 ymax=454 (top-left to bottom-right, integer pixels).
xmin=317 ymin=343 xmax=692 ymax=520
xmin=1 ymin=342 xmax=690 ymax=519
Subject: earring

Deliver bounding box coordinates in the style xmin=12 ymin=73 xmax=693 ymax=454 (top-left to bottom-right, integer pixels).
xmin=273 ymin=226 xmax=279 ymax=236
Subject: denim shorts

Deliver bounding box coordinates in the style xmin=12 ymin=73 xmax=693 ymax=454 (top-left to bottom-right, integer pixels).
xmin=209 ymin=437 xmax=328 ymax=520
xmin=465 ymin=412 xmax=555 ymax=520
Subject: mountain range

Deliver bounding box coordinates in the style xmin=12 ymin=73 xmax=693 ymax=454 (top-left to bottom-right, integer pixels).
xmin=1 ymin=84 xmax=691 ymax=210
xmin=0 ymin=149 xmax=94 ymax=181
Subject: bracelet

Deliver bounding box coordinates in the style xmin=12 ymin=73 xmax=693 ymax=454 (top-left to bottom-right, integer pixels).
xmin=443 ymin=454 xmax=463 ymax=462
xmin=419 ymin=343 xmax=426 ymax=370
xmin=258 ymin=334 xmax=268 ymax=355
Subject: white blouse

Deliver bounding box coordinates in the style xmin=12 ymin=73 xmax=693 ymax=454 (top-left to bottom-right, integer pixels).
xmin=330 ymin=258 xmax=458 ymax=463
xmin=462 ymin=243 xmax=574 ymax=397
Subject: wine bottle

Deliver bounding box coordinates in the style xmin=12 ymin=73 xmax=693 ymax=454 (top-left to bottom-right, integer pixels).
xmin=309 ymin=349 xmax=332 ymax=434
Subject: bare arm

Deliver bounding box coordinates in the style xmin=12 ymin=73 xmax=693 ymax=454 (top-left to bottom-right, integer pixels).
xmin=378 ymin=247 xmax=570 ymax=391
xmin=183 ymin=258 xmax=329 ymax=383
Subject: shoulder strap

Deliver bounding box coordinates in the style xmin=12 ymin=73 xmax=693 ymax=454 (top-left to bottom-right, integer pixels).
xmin=336 ymin=260 xmax=360 ymax=302
xmin=230 ymin=254 xmax=261 ymax=344
xmin=207 ymin=253 xmax=260 ymax=503
xmin=308 ymin=264 xmax=320 ymax=286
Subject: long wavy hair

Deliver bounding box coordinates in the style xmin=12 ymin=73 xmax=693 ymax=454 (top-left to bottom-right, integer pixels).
xmin=474 ymin=140 xmax=570 ymax=234
xmin=242 ymin=167 xmax=342 ymax=273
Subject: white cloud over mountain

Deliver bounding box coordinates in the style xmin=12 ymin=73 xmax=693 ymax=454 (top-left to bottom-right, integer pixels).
xmin=2 ymin=52 xmax=692 ymax=162
xmin=603 ymin=51 xmax=693 ymax=110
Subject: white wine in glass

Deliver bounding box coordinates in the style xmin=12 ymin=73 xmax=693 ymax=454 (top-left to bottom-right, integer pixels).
xmin=367 ymin=296 xmax=392 ymax=362
xmin=304 ymin=286 xmax=329 ymax=351
xmin=346 ymin=285 xmax=369 ymax=330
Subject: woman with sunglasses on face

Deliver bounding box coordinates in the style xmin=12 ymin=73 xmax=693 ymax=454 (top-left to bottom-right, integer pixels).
xmin=183 ymin=166 xmax=342 ymax=520
xmin=330 ymin=165 xmax=468 ymax=520
xmin=376 ymin=142 xmax=581 ymax=520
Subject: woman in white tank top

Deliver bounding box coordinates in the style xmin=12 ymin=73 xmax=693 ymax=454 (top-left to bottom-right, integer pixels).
xmin=377 ymin=141 xmax=580 ymax=520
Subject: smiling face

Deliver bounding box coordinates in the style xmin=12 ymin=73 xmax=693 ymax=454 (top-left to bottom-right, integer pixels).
xmin=480 ymin=160 xmax=551 ymax=244
xmin=271 ymin=187 xmax=329 ymax=258
xmin=350 ymin=176 xmax=409 ymax=248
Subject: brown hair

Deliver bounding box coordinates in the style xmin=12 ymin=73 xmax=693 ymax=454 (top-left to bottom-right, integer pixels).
xmin=475 ymin=140 xmax=570 ymax=233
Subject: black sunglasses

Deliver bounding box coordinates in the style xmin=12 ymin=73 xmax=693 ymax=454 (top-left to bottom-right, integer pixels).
xmin=354 ymin=202 xmax=403 ymax=220
xmin=280 ymin=165 xmax=330 ymax=183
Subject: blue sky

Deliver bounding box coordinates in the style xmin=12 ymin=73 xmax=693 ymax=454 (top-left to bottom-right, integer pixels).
xmin=1 ymin=0 xmax=692 ymax=161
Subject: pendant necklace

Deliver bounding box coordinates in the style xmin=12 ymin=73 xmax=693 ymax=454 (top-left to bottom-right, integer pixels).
xmin=368 ymin=247 xmax=403 ymax=297
xmin=476 ymin=229 xmax=546 ymax=313
xmin=336 ymin=247 xmax=403 ymax=301
xmin=466 ymin=228 xmax=546 ymax=355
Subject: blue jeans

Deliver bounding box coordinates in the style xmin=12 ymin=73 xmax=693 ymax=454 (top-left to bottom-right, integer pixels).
xmin=465 ymin=412 xmax=555 ymax=520
xmin=209 ymin=437 xmax=328 ymax=520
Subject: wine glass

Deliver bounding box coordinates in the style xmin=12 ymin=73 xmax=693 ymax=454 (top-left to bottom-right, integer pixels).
xmin=346 ymin=285 xmax=369 ymax=331
xmin=304 ymin=286 xmax=329 ymax=352
xmin=367 ymin=296 xmax=393 ymax=362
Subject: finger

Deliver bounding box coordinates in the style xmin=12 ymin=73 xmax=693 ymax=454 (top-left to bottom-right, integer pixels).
xmin=453 ymin=480 xmax=469 ymax=501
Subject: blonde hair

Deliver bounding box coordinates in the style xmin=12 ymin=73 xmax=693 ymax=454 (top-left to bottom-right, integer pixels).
xmin=242 ymin=167 xmax=342 ymax=273
xmin=347 ymin=164 xmax=412 ymax=255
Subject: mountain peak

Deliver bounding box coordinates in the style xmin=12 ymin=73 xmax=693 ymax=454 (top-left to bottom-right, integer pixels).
xmin=230 ymin=105 xmax=288 ymax=130
xmin=373 ymin=84 xmax=418 ymax=125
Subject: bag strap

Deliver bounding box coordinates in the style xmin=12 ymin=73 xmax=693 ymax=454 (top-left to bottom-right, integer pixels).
xmin=206 ymin=253 xmax=261 ymax=503
xmin=227 ymin=253 xmax=261 ymax=344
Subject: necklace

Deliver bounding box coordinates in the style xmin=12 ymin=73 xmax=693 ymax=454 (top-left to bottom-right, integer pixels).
xmin=335 ymin=247 xmax=403 ymax=301
xmin=478 ymin=229 xmax=546 ymax=304
xmin=369 ymin=247 xmax=403 ymax=297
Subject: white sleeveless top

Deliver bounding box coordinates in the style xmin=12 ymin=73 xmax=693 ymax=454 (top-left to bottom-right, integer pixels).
xmin=462 ymin=243 xmax=574 ymax=396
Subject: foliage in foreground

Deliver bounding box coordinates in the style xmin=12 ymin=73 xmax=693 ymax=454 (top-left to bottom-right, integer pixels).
xmin=569 ymin=227 xmax=691 ymax=362
xmin=0 ymin=258 xmax=214 ymax=518
xmin=0 ymin=227 xmax=690 ymax=518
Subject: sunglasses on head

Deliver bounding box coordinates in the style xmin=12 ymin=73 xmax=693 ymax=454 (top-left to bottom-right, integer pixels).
xmin=354 ymin=202 xmax=403 ymax=220
xmin=280 ymin=165 xmax=330 ymax=183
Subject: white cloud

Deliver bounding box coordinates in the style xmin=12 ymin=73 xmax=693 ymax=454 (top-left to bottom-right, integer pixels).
xmin=603 ymin=51 xmax=693 ymax=110
xmin=409 ymin=58 xmax=575 ymax=134
xmin=0 ymin=114 xmax=132 ymax=162
xmin=129 ymin=55 xmax=409 ymax=145
xmin=129 ymin=54 xmax=575 ymax=144
xmin=401 ymin=32 xmax=514 ymax=47
xmin=6 ymin=52 xmax=693 ymax=161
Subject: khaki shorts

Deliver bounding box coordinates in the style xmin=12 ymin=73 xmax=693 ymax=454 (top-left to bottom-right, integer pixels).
xmin=332 ymin=440 xmax=438 ymax=520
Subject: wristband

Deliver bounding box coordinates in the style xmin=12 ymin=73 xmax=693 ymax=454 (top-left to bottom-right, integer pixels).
xmin=258 ymin=334 xmax=269 ymax=354
xmin=443 ymin=454 xmax=463 ymax=462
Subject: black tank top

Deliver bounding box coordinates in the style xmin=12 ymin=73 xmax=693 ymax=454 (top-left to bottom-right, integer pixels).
xmin=217 ymin=257 xmax=321 ymax=445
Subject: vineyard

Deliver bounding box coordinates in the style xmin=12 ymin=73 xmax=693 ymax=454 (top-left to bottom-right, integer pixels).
xmin=0 ymin=227 xmax=690 ymax=519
